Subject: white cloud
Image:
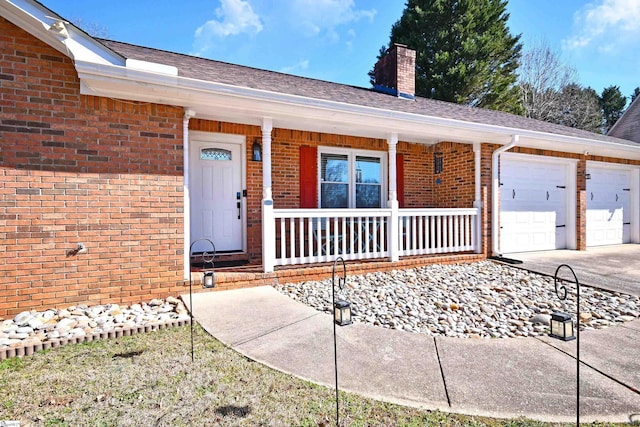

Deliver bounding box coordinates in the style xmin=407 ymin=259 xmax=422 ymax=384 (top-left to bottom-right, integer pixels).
xmin=279 ymin=59 xmax=310 ymax=74
xmin=193 ymin=0 xmax=262 ymax=54
xmin=290 ymin=0 xmax=376 ymax=40
xmin=563 ymin=0 xmax=640 ymax=52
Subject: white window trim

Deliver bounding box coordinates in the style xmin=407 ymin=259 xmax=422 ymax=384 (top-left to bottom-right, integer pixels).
xmin=317 ymin=146 xmax=388 ymax=209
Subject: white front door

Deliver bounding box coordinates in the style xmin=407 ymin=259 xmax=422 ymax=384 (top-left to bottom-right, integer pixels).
xmin=190 ymin=137 xmax=244 ymax=253
xmin=586 ymin=164 xmax=631 ymax=246
xmin=500 ymin=156 xmax=570 ymax=253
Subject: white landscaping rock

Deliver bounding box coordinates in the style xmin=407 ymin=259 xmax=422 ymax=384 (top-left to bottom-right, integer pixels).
xmin=13 ymin=311 xmax=33 ymax=326
xmin=275 ymin=260 xmax=640 ymax=339
xmin=1 ymin=296 xmax=192 ymax=353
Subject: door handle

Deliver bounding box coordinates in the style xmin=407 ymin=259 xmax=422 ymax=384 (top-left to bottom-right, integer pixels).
xmin=512 ymin=189 xmax=515 ymax=199
xmin=546 ymin=191 xmax=549 ymax=201
xmin=236 ymin=192 xmax=241 ymax=220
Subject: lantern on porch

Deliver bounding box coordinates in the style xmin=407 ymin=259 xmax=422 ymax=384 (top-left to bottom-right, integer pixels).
xmin=334 ymin=300 xmax=352 ymax=326
xmin=549 ymin=311 xmax=575 ymax=341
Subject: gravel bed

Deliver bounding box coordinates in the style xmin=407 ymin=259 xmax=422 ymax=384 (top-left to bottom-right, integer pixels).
xmin=0 ymin=297 xmax=191 ymax=358
xmin=275 ymin=261 xmax=640 ymax=338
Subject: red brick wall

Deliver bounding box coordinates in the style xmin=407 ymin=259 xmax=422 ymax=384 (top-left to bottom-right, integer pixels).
xmin=430 ymin=142 xmax=476 ymax=208
xmin=0 ymin=17 xmax=185 ymax=317
xmin=397 ymin=141 xmax=433 ymax=207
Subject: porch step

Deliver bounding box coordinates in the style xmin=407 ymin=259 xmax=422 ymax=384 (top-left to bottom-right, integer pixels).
xmin=188 ymin=252 xmax=485 ymax=293
xmin=190 ymin=252 xmax=250 ymax=271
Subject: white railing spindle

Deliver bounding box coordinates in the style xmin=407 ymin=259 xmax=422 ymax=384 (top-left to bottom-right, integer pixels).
xmin=272 ymin=207 xmax=478 ymax=265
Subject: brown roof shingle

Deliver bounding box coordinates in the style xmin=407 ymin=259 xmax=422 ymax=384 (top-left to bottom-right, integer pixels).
xmin=100 ymin=39 xmax=639 ymax=148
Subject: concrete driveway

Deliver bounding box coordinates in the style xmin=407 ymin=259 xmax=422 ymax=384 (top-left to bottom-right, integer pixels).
xmin=504 ymin=244 xmax=640 ymax=297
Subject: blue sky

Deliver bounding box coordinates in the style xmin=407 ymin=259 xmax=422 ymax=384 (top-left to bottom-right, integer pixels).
xmin=40 ymin=0 xmax=639 ymax=105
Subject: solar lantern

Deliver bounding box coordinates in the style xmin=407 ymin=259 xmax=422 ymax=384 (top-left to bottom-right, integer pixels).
xmin=549 ymin=311 xmax=575 ymax=341
xmin=203 ymin=270 xmax=215 ymax=288
xmin=334 ymin=300 xmax=352 ymax=326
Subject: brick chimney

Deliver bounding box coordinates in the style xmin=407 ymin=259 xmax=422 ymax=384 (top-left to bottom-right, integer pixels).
xmin=373 ymin=44 xmax=416 ymax=100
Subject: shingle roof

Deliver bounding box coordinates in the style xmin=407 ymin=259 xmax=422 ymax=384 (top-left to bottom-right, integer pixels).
xmin=100 ymin=39 xmax=639 ymax=148
xmin=608 ymin=96 xmax=640 ymax=143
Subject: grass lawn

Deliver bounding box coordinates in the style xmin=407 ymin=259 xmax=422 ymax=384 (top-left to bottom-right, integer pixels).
xmin=0 ymin=324 xmax=627 ymax=426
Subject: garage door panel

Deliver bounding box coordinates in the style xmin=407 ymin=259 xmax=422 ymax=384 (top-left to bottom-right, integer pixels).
xmin=500 ymin=157 xmax=569 ymax=253
xmin=586 ymin=165 xmax=631 ymax=247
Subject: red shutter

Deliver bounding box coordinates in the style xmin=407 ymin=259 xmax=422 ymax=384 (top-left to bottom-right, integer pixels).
xmin=396 ymin=154 xmax=405 ymax=208
xmin=299 ymin=146 xmax=317 ymax=208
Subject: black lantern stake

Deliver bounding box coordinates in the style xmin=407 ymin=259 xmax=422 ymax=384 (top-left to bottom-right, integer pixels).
xmin=331 ymin=256 xmax=351 ymax=427
xmin=188 ymin=238 xmax=216 ymax=362
xmin=552 ymin=264 xmax=581 ymax=427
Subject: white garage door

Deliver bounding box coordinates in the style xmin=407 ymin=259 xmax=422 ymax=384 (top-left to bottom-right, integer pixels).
xmin=500 ymin=156 xmax=569 ymax=253
xmin=586 ymin=165 xmax=631 ymax=246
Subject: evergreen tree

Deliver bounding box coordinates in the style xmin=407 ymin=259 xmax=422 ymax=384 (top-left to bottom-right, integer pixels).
xmin=600 ymin=85 xmax=627 ymax=132
xmin=371 ymin=0 xmax=522 ymax=113
xmin=630 ymin=87 xmax=640 ymax=104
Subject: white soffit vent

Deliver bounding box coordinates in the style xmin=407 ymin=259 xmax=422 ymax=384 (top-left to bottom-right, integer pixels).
xmin=126 ymin=58 xmax=178 ymax=76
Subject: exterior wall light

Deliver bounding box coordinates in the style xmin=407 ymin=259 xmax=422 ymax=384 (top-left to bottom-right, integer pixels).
xmin=434 ymin=152 xmax=444 ymax=174
xmin=252 ymin=139 xmax=262 ymax=162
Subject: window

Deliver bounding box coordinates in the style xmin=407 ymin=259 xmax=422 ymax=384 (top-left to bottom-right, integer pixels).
xmin=319 ymin=148 xmax=385 ymax=208
xmin=200 ymin=148 xmax=232 ymax=161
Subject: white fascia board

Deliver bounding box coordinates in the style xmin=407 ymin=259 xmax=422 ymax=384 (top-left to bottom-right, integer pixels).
xmin=75 ymin=60 xmax=640 ymax=160
xmin=3 ymin=0 xmax=124 ymax=65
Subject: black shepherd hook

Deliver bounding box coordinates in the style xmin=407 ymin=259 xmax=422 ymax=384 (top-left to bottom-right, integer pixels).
xmin=188 ymin=238 xmax=216 ymax=362
xmin=331 ymin=256 xmax=346 ymax=427
xmin=554 ymin=263 xmax=581 ymax=427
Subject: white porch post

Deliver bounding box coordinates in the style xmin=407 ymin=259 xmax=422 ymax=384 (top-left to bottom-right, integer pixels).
xmin=183 ymin=108 xmax=196 ymax=280
xmin=261 ymin=117 xmax=276 ymax=272
xmin=387 ymin=133 xmax=399 ymax=262
xmin=473 ymin=142 xmax=482 ymax=254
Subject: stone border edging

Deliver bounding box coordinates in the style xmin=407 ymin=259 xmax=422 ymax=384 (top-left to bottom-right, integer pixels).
xmin=0 ymin=319 xmax=191 ymax=360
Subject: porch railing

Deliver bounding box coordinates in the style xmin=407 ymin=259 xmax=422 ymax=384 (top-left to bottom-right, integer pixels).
xmin=272 ymin=207 xmax=479 ymax=267
xmin=398 ymin=208 xmax=478 ymax=256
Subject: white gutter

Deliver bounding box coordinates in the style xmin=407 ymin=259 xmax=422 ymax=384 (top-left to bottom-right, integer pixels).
xmin=491 ymin=135 xmax=519 ymax=257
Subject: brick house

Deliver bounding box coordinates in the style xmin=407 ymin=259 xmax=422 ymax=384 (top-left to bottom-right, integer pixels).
xmin=2 ymin=0 xmax=640 ymax=317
